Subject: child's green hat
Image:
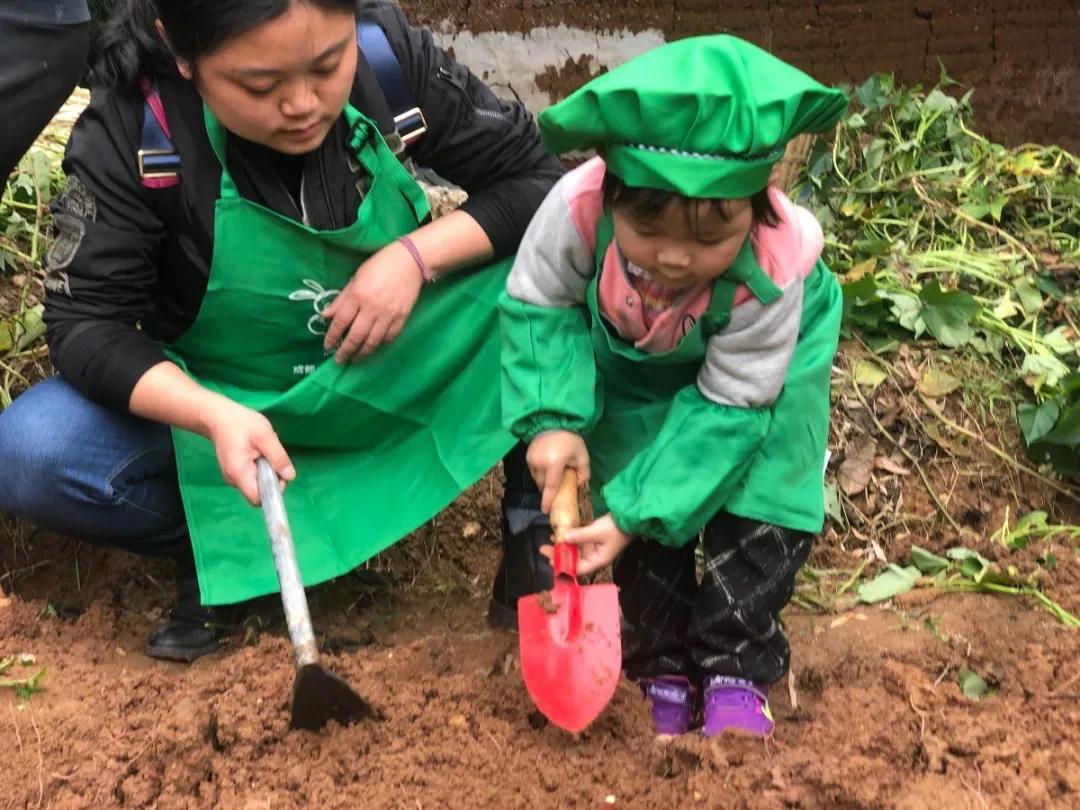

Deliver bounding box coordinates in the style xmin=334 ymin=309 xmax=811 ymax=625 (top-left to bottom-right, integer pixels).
xmin=539 ymin=35 xmax=848 ymax=199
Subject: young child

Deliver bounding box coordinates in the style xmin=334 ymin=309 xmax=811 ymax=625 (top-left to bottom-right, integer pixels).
xmin=499 ymin=36 xmax=848 ymax=738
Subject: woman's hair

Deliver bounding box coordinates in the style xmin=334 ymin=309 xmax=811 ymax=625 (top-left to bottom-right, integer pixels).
xmin=92 ymin=0 xmax=358 ymax=90
xmin=601 ymin=171 xmax=781 ymax=235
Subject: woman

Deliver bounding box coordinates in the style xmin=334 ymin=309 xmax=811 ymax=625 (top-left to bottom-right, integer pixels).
xmin=0 ymin=0 xmax=563 ymax=661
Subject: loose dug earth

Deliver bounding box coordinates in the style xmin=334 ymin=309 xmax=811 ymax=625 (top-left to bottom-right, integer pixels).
xmin=2 ymin=476 xmax=1079 ymax=810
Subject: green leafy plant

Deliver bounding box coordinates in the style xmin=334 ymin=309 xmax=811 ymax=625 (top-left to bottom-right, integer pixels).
xmin=957 ymin=668 xmax=991 ymax=700
xmin=857 ymin=544 xmax=1079 ymax=627
xmin=992 ymin=508 xmax=1080 ymax=549
xmin=0 ymin=654 xmax=46 ymax=700
xmin=1 ymin=143 xmax=67 ymax=405
xmin=1 ymin=149 xmax=62 ymax=274
xmin=798 ymin=72 xmax=1080 ymax=473
xmin=1018 ymin=373 xmax=1080 ymax=475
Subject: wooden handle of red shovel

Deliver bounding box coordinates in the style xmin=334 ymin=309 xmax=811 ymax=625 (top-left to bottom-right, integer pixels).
xmin=548 ymin=466 xmax=583 ymax=574
xmin=550 ymin=468 xmax=580 ymax=560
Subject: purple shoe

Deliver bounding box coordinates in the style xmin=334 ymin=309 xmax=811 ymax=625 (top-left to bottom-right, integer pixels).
xmin=639 ymin=675 xmax=700 ymax=736
xmin=702 ymin=676 xmax=774 ymax=738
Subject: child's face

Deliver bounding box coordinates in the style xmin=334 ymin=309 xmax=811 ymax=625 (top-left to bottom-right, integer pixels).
xmin=613 ymin=197 xmax=753 ymax=290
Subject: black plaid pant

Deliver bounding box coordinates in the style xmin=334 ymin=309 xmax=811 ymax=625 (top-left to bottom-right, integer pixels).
xmin=613 ymin=512 xmax=812 ymax=685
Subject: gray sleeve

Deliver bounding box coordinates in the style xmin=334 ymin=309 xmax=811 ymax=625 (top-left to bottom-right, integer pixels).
xmin=505 ymin=173 xmax=595 ymax=307
xmin=697 ymin=279 xmax=804 ymax=407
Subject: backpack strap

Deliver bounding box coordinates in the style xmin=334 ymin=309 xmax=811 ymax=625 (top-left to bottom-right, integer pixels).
xmin=136 ymin=20 xmax=426 ymax=190
xmin=138 ymin=77 xmax=182 ymax=189
xmin=356 ymin=18 xmax=427 ymax=146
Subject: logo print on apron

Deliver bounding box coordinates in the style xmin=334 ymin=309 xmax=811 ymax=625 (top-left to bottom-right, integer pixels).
xmin=288 ymin=279 xmax=342 ymax=336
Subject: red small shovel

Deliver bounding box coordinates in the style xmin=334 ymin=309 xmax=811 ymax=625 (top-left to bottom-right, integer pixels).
xmin=518 ymin=470 xmax=622 ymax=733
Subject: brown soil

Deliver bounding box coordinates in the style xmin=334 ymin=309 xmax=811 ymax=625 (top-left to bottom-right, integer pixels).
xmin=3 ymin=472 xmax=1079 ymax=810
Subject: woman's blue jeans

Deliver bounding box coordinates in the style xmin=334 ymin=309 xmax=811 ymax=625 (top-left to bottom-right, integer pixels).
xmin=0 ymin=376 xmax=189 ymax=557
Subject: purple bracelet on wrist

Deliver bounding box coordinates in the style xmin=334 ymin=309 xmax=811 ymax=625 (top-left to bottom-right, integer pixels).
xmin=398 ymin=235 xmax=435 ymax=284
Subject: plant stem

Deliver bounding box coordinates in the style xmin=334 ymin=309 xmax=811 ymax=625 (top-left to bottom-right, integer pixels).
xmin=837 ymin=559 xmax=869 ymax=596
xmin=0 ymin=198 xmax=38 ymax=212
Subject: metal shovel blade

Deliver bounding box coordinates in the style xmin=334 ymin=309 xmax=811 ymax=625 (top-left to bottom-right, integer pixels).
xmin=291 ymin=663 xmax=376 ymax=731
xmin=518 ymin=544 xmax=621 ymax=733
xmin=256 ymin=459 xmax=375 ymax=731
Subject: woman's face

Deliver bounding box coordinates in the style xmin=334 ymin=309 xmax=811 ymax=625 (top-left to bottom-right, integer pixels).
xmin=169 ymin=3 xmax=357 ymax=154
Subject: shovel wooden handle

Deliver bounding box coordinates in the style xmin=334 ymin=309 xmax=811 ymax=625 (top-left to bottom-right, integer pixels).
xmin=549 ymin=469 xmax=580 ymax=543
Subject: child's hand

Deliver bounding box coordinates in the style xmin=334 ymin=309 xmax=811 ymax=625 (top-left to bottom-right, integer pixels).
xmin=558 ymin=513 xmax=632 ymax=576
xmin=526 ymin=430 xmax=591 ymax=512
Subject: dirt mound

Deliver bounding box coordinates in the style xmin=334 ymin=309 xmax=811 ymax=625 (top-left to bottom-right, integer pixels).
xmin=3 ymin=497 xmax=1079 ymax=809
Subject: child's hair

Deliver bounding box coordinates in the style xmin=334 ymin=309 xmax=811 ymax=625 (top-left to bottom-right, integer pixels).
xmin=601 ymin=171 xmax=780 ymax=235
xmin=92 ymin=0 xmax=359 ymax=90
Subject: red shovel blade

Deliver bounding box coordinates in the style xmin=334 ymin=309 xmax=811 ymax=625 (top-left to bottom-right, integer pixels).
xmin=518 ymin=545 xmax=622 ymax=733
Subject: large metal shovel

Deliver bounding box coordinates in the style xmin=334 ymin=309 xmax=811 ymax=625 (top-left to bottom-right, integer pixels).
xmin=255 ymin=459 xmax=375 ymax=731
xmin=518 ymin=470 xmax=621 ymax=733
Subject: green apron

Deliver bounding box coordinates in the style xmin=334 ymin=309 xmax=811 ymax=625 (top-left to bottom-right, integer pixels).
xmin=585 ymin=215 xmax=842 ymax=543
xmin=166 ymin=104 xmax=515 ymax=605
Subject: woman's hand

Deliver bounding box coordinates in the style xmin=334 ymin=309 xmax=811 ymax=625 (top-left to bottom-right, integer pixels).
xmin=527 ymin=430 xmax=591 ymax=512
xmin=128 ymin=362 xmax=294 ymax=506
xmin=205 ymin=399 xmax=295 ymax=506
xmin=321 ymin=240 xmax=423 ymax=363
xmin=553 ymin=513 xmax=633 ymax=576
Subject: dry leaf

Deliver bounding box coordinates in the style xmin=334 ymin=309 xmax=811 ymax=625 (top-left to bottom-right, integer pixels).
xmin=901 ymin=355 xmax=920 ymax=384
xmin=874 ymin=455 xmax=911 ymax=476
xmin=837 ymin=438 xmax=877 ymax=495
xmin=924 ymin=421 xmax=975 ymax=458
xmin=841 ymin=258 xmax=878 ymax=283
xmin=853 ymin=359 xmax=888 ymax=391
xmin=877 ymin=403 xmax=902 ymax=430
xmin=870 ymin=538 xmax=888 ymax=563
xmin=918 ymin=368 xmax=961 ymax=399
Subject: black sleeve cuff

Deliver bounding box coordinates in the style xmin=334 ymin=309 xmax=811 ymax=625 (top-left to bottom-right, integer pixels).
xmin=50 ymin=322 xmax=167 ymax=413
xmin=458 ymin=161 xmax=566 ymax=259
